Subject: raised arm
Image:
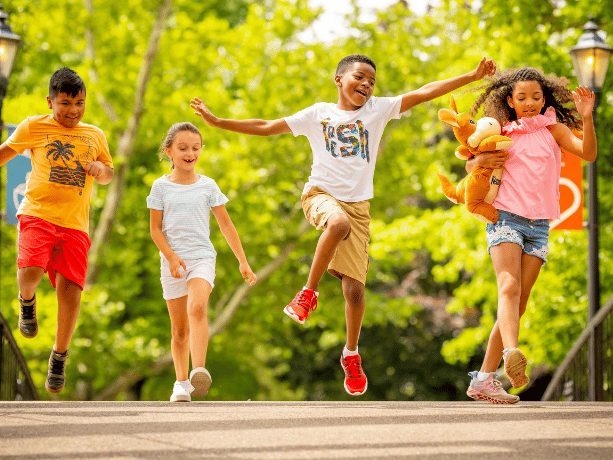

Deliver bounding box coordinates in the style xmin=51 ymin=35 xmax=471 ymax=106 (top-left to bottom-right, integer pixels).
xmin=548 ymin=86 xmax=597 ymax=163
xmin=190 ymin=97 xmax=291 ymax=136
xmin=150 ymin=209 xmax=186 ymax=278
xmin=211 ymin=205 xmax=257 ymax=285
xmin=400 ymin=58 xmax=496 ymax=113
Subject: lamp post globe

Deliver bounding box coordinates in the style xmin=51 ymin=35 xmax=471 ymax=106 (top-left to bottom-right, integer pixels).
xmin=570 ymin=20 xmax=612 ymax=96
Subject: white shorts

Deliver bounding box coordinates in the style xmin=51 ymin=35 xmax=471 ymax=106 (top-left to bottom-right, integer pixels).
xmin=160 ymin=257 xmax=215 ymax=300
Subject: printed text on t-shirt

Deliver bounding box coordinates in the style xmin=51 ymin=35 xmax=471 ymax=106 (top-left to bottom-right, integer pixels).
xmin=321 ymin=118 xmax=370 ymax=162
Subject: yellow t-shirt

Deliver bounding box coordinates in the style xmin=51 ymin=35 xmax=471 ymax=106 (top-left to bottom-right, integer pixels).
xmin=7 ymin=115 xmax=113 ymax=233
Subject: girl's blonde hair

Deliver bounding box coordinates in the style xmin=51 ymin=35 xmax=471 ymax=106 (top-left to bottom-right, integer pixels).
xmin=471 ymin=67 xmax=581 ymax=130
xmin=159 ymin=122 xmax=203 ymax=164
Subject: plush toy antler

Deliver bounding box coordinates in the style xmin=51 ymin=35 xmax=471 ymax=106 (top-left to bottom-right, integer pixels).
xmin=438 ymin=96 xmax=512 ymax=224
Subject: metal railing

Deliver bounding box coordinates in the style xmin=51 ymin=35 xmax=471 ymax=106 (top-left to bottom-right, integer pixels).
xmin=0 ymin=311 xmax=38 ymax=400
xmin=542 ymin=297 xmax=613 ymax=401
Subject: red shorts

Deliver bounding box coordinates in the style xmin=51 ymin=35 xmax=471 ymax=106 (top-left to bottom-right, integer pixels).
xmin=17 ymin=215 xmax=91 ymax=289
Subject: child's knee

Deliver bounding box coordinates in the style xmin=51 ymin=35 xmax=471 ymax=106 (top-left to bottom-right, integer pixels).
xmin=188 ymin=301 xmax=208 ymax=321
xmin=343 ymin=279 xmax=365 ymax=305
xmin=171 ymin=324 xmax=189 ymax=343
xmin=326 ymin=215 xmax=351 ymax=239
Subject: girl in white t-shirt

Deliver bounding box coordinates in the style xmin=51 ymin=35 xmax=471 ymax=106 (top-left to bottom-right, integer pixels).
xmin=147 ymin=122 xmax=257 ymax=402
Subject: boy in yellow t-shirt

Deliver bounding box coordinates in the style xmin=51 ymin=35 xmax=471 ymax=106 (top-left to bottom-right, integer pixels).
xmin=0 ymin=67 xmax=114 ymax=393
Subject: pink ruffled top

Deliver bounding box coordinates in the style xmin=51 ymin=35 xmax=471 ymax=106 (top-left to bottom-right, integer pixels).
xmin=494 ymin=107 xmax=561 ymax=220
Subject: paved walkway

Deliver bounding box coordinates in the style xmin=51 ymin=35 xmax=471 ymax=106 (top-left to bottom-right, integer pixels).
xmin=1 ymin=401 xmax=612 ymax=459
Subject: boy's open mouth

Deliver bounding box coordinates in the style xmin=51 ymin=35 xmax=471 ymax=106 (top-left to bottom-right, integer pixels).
xmin=356 ymin=90 xmax=367 ymax=97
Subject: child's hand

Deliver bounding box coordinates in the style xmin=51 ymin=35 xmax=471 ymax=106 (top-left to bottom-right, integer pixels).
xmin=240 ymin=262 xmax=257 ymax=286
xmin=190 ymin=97 xmax=218 ymax=125
xmin=169 ymin=254 xmax=186 ymax=278
xmin=473 ymin=57 xmax=496 ymax=80
xmin=84 ymin=161 xmax=105 ymax=178
xmin=572 ymin=86 xmax=595 ymax=119
xmin=475 ymin=150 xmax=508 ymax=169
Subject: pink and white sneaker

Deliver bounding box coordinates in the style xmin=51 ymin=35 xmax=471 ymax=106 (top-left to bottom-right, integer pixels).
xmin=466 ymin=371 xmax=519 ymax=404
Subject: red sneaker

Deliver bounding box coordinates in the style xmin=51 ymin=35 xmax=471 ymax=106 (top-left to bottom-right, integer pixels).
xmin=340 ymin=353 xmax=368 ymax=396
xmin=283 ymin=288 xmax=318 ymax=324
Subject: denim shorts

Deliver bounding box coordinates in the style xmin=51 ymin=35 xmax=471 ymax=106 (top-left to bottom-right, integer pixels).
xmin=486 ymin=210 xmax=550 ymax=263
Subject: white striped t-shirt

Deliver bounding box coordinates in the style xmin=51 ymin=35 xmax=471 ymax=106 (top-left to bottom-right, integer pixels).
xmin=146 ymin=175 xmax=228 ymax=260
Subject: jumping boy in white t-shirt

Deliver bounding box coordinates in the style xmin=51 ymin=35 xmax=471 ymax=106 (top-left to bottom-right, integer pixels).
xmin=190 ymin=54 xmax=496 ymax=396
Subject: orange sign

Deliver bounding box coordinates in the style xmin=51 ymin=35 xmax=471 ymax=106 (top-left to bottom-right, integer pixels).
xmin=551 ymin=150 xmax=584 ymax=230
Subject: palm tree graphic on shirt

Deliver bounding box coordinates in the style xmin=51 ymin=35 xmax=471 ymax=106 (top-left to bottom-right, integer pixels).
xmin=45 ymin=139 xmax=86 ymax=189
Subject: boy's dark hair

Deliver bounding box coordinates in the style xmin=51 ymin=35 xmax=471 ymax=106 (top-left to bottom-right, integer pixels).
xmin=49 ymin=67 xmax=86 ymax=98
xmin=471 ymin=67 xmax=580 ymax=129
xmin=335 ymin=54 xmax=376 ymax=76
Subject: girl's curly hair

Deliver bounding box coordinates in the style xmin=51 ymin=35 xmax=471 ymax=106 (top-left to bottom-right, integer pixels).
xmin=471 ymin=67 xmax=581 ymax=130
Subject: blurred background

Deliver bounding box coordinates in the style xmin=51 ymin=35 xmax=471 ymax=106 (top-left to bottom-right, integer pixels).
xmin=0 ymin=0 xmax=611 ymax=401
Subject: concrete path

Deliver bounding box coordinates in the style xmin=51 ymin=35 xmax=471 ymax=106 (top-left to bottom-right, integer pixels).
xmin=1 ymin=401 xmax=612 ymax=459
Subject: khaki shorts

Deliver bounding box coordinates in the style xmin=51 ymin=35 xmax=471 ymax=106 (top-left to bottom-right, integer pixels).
xmin=301 ymin=187 xmax=370 ymax=285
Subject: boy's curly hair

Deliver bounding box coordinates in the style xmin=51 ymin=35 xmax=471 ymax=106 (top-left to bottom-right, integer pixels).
xmin=471 ymin=67 xmax=581 ymax=130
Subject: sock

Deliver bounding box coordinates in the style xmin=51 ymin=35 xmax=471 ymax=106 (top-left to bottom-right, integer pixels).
xmin=343 ymin=346 xmax=359 ymax=358
xmin=503 ymin=348 xmax=516 ymax=356
xmin=477 ymin=371 xmax=492 ymax=381
xmin=19 ymin=293 xmax=35 ymax=303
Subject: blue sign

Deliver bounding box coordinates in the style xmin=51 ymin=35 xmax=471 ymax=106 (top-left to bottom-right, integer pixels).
xmin=5 ymin=124 xmax=32 ymax=225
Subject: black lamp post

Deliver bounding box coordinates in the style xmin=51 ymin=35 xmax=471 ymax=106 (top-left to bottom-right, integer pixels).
xmin=0 ymin=3 xmax=21 ymax=142
xmin=570 ymin=20 xmax=612 ymax=401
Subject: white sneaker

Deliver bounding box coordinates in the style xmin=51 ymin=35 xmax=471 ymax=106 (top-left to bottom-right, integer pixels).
xmin=170 ymin=380 xmax=193 ymax=402
xmin=189 ymin=367 xmax=212 ymax=397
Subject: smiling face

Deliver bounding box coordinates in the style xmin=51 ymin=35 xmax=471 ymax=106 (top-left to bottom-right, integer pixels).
xmin=47 ymin=91 xmax=86 ymax=128
xmin=507 ymin=80 xmax=546 ymax=119
xmin=166 ymin=130 xmax=203 ymax=173
xmin=335 ymin=61 xmax=376 ymax=111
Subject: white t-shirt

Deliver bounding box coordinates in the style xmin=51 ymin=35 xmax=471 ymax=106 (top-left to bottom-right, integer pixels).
xmin=146 ymin=175 xmax=229 ymax=260
xmin=284 ymin=95 xmax=402 ymax=202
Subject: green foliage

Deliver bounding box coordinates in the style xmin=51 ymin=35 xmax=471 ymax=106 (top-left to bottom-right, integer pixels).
xmin=1 ymin=0 xmax=611 ymax=401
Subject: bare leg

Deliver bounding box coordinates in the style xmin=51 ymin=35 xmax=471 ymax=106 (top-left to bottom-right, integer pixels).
xmin=166 ymin=296 xmax=189 ymax=381
xmin=342 ymin=276 xmax=365 ymax=350
xmin=53 ymin=273 xmax=82 ymax=353
xmin=186 ymin=278 xmax=212 ymax=369
xmin=480 ymin=251 xmax=543 ymax=372
xmin=18 ymin=266 xmax=45 ymax=299
xmin=305 ymin=213 xmax=350 ymax=290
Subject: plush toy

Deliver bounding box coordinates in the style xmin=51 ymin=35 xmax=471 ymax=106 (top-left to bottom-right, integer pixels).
xmin=438 ymin=96 xmax=513 ymax=224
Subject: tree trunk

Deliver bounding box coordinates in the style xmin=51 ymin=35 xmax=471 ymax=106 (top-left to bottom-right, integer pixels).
xmin=86 ymin=0 xmax=173 ymax=287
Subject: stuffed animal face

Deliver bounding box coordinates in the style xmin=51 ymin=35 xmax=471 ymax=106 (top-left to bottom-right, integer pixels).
xmin=467 ymin=118 xmax=502 ymax=148
xmin=438 ymin=96 xmax=512 ymax=159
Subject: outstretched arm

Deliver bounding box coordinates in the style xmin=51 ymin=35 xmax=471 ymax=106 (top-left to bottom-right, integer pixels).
xmin=211 ymin=205 xmax=257 ymax=285
xmin=400 ymin=57 xmax=496 ymax=113
xmin=190 ymin=97 xmax=291 ymax=136
xmin=548 ymin=86 xmax=597 ymax=162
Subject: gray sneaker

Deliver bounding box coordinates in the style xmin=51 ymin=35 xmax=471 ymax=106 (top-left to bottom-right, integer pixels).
xmin=466 ymin=371 xmax=520 ymax=404
xmin=503 ymin=348 xmax=530 ymax=388
xmin=189 ymin=367 xmax=212 ymax=398
xmin=46 ymin=350 xmax=68 ymax=393
xmin=18 ymin=294 xmax=38 ymax=338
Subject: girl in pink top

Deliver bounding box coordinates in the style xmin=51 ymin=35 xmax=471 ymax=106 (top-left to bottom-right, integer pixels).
xmin=464 ymin=67 xmax=597 ymax=404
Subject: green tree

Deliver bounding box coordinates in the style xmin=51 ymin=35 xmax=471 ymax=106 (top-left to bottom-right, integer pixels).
xmin=1 ymin=0 xmax=611 ymax=401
